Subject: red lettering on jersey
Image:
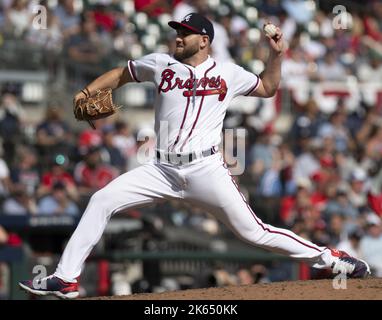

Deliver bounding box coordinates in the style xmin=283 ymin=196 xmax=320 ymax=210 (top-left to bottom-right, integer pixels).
xmin=183 ymin=79 xmax=227 ymax=101
xmin=158 ymin=69 xmax=176 ymax=93
xmin=198 ymin=77 xmax=208 ymax=88
xmin=183 ymin=78 xmax=194 ymax=90
xmin=158 ymin=69 xmax=227 ymax=100
xmin=173 ymin=77 xmax=184 ymax=89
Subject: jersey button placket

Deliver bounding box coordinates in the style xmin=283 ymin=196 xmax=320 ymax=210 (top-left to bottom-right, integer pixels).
xmin=191 ymin=70 xmax=197 ymax=109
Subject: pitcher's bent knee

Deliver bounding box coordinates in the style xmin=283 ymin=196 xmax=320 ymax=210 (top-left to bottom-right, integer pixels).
xmin=89 ymin=186 xmax=147 ymax=215
xmin=88 ymin=188 xmax=119 ymax=213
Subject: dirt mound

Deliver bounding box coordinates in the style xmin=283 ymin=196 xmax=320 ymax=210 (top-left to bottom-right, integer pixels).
xmin=90 ymin=278 xmax=382 ymax=300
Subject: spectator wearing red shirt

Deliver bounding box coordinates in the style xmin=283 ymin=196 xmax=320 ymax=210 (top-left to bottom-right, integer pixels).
xmin=37 ymin=155 xmax=78 ymax=202
xmin=76 ymin=119 xmax=107 ymax=157
xmin=280 ymin=177 xmax=314 ymax=226
xmin=91 ymin=4 xmax=116 ymax=33
xmin=74 ymin=145 xmax=118 ymax=201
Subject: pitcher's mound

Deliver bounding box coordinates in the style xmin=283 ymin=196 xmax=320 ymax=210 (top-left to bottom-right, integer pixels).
xmin=90 ymin=278 xmax=382 ymax=300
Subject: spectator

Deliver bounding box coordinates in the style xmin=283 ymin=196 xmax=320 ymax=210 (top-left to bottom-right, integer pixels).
xmin=278 ymin=142 xmax=296 ymax=195
xmin=218 ymin=11 xmax=249 ymax=62
xmin=360 ymin=213 xmax=382 ymax=277
xmin=37 ymin=154 xmax=78 ymax=202
xmin=66 ymin=15 xmax=108 ymax=64
xmin=4 ymin=0 xmax=32 ymax=37
xmin=289 ymin=98 xmax=323 ymax=153
xmin=324 ymin=184 xmax=359 ymax=235
xmin=54 ymin=0 xmax=80 ymax=39
xmin=317 ymin=51 xmax=347 ymax=81
xmin=65 ymin=15 xmax=111 ymax=86
xmin=336 ymin=228 xmax=364 ymax=259
xmin=74 ymin=145 xmax=118 ymax=198
xmin=37 ymin=181 xmax=79 ymax=216
xmin=355 ymin=106 xmax=382 ymax=153
xmin=317 ymin=108 xmax=353 ymax=153
xmin=347 ymin=167 xmax=369 ymax=210
xmin=100 ymin=125 xmax=126 ymax=173
xmin=334 ymin=150 xmax=359 ymax=182
xmin=279 ymin=177 xmax=314 ymax=226
xmin=258 ymin=159 xmax=283 ymax=198
xmin=357 ymin=53 xmax=382 ymax=83
xmin=278 ymin=9 xmax=297 ymax=43
xmin=327 ymin=214 xmax=346 ymax=246
xmin=293 ymin=137 xmax=321 ymax=181
xmin=35 ymin=105 xmax=73 ymax=167
xmin=281 ymin=47 xmax=312 ymax=87
xmin=309 ymin=171 xmax=331 ymax=210
xmin=249 ymin=127 xmax=278 ymax=182
xmin=76 ymin=119 xmax=105 ymax=157
xmin=312 ymin=10 xmax=334 ymax=39
xmin=10 ymin=146 xmax=40 ymax=197
xmin=26 ymin=1 xmax=63 ymax=54
xmin=2 ymin=184 xmax=37 ymax=215
xmin=325 ymin=184 xmax=357 ymax=216
xmin=0 ymin=91 xmax=25 ymax=164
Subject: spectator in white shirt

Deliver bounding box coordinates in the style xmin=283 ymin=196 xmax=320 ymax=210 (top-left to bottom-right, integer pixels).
xmin=317 ymin=51 xmax=347 ymax=81
xmin=360 ymin=213 xmax=382 ymax=277
xmin=336 ymin=228 xmax=364 ymax=258
xmin=357 ymin=55 xmax=382 ymax=83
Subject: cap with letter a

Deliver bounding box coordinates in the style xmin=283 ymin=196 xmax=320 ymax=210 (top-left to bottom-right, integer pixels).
xmin=168 ymin=13 xmax=215 ymax=43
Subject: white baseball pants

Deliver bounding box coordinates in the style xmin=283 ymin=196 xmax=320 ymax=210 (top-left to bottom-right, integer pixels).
xmin=55 ymin=152 xmax=335 ymax=282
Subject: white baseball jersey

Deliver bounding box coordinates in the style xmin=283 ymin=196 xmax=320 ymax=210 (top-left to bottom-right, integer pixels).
xmin=127 ymin=53 xmax=260 ymax=153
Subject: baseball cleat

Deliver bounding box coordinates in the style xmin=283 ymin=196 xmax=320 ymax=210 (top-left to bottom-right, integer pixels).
xmin=19 ymin=275 xmax=79 ymax=299
xmin=330 ymin=249 xmax=371 ymax=278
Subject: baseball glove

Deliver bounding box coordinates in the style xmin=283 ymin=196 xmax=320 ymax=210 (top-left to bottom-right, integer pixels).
xmin=73 ymin=88 xmax=118 ymax=129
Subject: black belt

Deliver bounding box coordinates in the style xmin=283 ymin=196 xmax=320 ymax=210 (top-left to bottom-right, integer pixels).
xmin=156 ymin=147 xmax=217 ymax=165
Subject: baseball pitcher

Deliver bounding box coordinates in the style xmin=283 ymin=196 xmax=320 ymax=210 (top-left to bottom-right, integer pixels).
xmin=19 ymin=13 xmax=370 ymax=299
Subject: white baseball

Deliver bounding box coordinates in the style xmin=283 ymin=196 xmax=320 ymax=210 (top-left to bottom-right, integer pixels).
xmin=263 ymin=23 xmax=277 ymax=38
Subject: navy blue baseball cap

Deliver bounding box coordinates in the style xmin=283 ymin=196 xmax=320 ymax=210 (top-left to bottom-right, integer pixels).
xmin=168 ymin=13 xmax=214 ymax=43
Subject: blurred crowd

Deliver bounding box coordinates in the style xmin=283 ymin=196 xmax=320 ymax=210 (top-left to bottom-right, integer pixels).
xmin=0 ymin=1 xmax=382 ymax=80
xmin=0 ymin=0 xmax=382 ymax=298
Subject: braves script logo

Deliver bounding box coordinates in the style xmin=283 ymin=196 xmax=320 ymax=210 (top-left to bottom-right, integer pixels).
xmin=158 ymin=69 xmax=227 ymax=101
